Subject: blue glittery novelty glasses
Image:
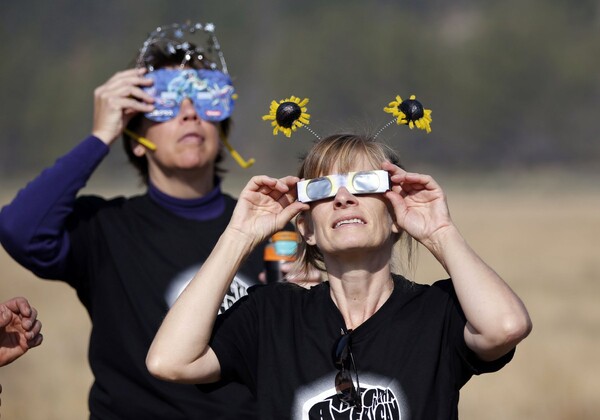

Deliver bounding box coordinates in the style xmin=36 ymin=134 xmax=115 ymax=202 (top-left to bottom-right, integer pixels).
xmin=297 ymin=170 xmax=390 ymax=203
xmin=143 ymin=69 xmax=235 ymax=122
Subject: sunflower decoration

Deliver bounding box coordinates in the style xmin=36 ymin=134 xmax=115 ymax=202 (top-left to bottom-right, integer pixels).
xmin=262 ymin=96 xmax=311 ymax=138
xmin=383 ymin=94 xmax=432 ymax=133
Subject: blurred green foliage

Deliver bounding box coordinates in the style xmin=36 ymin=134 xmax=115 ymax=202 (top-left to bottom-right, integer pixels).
xmin=1 ymin=0 xmax=599 ymax=179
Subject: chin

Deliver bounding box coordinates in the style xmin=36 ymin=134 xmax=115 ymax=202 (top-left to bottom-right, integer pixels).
xmin=177 ymin=153 xmax=214 ymax=168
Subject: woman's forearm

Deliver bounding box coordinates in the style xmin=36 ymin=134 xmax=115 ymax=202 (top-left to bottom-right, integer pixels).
xmin=146 ymin=227 xmax=255 ymax=383
xmin=147 ymin=174 xmax=305 ymax=382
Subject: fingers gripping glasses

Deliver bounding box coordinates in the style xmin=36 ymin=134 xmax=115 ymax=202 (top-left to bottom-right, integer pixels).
xmin=297 ymin=170 xmax=390 ymax=203
xmin=333 ymin=330 xmax=362 ymax=408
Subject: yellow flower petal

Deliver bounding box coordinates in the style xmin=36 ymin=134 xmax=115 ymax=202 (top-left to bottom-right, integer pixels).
xmin=262 ymin=96 xmax=311 ymax=137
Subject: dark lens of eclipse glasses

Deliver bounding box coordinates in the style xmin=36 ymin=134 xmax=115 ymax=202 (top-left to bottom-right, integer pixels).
xmin=306 ymin=177 xmax=333 ymax=201
xmin=352 ymin=171 xmax=381 ymax=193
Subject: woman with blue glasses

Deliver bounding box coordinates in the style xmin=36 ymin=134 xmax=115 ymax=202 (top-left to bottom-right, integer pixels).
xmin=0 ymin=22 xmax=271 ymax=419
xmin=148 ymin=133 xmax=532 ymax=419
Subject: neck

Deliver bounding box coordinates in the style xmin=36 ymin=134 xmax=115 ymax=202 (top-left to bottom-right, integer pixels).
xmin=148 ymin=167 xmax=215 ymax=199
xmin=328 ymin=265 xmax=394 ymax=331
xmin=148 ymin=179 xmax=225 ymax=222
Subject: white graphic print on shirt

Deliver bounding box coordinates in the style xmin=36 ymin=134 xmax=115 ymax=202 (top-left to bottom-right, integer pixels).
xmin=295 ymin=375 xmax=408 ymax=420
xmin=165 ymin=263 xmax=254 ymax=313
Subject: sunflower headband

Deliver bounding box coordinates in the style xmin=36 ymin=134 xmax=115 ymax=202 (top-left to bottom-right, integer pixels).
xmin=262 ymin=94 xmax=432 ymax=139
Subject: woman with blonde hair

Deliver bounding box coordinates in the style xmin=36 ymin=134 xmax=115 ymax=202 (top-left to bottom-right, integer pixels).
xmin=148 ymin=133 xmax=532 ymax=419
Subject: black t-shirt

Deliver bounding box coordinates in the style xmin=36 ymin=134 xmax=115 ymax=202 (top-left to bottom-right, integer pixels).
xmin=65 ymin=193 xmax=264 ymax=419
xmin=211 ymin=275 xmax=515 ymax=419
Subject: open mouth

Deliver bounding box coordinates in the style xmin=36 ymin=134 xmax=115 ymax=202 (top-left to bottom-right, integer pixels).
xmin=333 ymin=218 xmax=366 ymax=229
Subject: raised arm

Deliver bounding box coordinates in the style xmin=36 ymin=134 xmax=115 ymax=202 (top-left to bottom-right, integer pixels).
xmin=0 ymin=137 xmax=109 ymax=278
xmin=146 ymin=175 xmax=308 ymax=384
xmin=383 ymin=161 xmax=532 ymax=362
xmin=0 ymin=69 xmax=154 ymax=278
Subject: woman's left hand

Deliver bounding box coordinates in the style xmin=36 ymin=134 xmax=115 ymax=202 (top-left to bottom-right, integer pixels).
xmin=382 ymin=161 xmax=453 ymax=246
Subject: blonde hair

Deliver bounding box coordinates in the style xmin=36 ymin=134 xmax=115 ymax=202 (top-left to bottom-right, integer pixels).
xmin=294 ymin=133 xmax=415 ymax=278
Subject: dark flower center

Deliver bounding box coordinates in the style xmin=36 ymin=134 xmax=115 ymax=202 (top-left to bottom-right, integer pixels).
xmin=276 ymin=102 xmax=302 ymax=128
xmin=399 ymin=99 xmax=424 ymax=121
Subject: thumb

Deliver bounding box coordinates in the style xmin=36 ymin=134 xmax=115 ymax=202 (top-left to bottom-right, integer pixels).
xmin=385 ymin=190 xmax=407 ymax=215
xmin=277 ymin=202 xmax=307 ymax=230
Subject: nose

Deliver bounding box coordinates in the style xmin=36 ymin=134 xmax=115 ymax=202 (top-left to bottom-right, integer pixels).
xmin=333 ymin=187 xmax=358 ymax=208
xmin=179 ymin=98 xmax=199 ymax=121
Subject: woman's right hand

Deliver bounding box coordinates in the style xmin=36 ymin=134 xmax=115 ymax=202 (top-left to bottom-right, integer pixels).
xmin=92 ymin=68 xmax=155 ymax=145
xmin=227 ymin=175 xmax=309 ymax=249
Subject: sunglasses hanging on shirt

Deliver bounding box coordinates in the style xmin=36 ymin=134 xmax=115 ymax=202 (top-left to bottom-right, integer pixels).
xmin=332 ymin=329 xmax=362 ymax=409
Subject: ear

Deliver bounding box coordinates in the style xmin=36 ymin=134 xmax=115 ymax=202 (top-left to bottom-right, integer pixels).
xmin=133 ymin=143 xmax=147 ymax=157
xmin=296 ymin=212 xmax=317 ymax=246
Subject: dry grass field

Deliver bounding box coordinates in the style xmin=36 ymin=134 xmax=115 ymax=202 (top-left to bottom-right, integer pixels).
xmin=1 ymin=172 xmax=599 ymax=419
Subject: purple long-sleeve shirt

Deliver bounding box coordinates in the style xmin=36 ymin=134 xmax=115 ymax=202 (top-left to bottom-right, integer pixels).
xmin=0 ymin=135 xmax=226 ymax=278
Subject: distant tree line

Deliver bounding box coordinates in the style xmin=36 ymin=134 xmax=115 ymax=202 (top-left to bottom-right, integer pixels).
xmin=1 ymin=0 xmax=599 ymax=177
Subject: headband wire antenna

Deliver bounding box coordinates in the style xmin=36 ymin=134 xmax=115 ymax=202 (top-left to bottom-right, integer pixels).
xmin=373 ymin=119 xmax=396 ymax=139
xmin=302 ymin=124 xmax=321 ymax=140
